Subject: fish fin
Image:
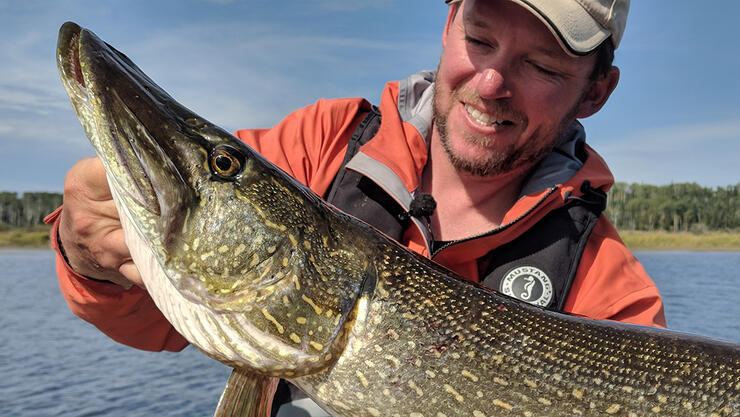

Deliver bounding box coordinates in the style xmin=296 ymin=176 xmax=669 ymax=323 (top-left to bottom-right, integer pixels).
xmin=213 ymin=368 xmax=278 ymax=417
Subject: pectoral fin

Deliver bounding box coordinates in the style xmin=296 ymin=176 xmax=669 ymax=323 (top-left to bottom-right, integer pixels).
xmin=213 ymin=369 xmax=278 ymax=417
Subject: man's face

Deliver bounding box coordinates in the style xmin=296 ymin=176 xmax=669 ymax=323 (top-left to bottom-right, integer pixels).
xmin=434 ymin=0 xmax=599 ymax=177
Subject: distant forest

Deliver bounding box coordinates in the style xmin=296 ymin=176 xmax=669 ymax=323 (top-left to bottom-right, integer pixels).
xmin=606 ymin=182 xmax=740 ymax=232
xmin=0 ymin=192 xmax=62 ymax=229
xmin=1 ymin=182 xmax=739 ymax=232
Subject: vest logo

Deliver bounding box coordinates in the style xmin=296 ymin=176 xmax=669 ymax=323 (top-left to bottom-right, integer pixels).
xmin=500 ymin=266 xmax=554 ymax=307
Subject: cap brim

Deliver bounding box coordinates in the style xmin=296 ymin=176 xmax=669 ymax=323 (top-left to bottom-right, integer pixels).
xmin=446 ymin=0 xmax=611 ymax=56
xmin=505 ymin=0 xmax=610 ymax=55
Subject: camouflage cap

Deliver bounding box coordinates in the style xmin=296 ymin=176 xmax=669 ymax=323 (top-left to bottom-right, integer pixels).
xmin=444 ymin=0 xmax=630 ymax=55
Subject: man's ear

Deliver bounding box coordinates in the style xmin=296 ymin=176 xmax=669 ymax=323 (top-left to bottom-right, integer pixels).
xmin=576 ymin=66 xmax=620 ymax=118
xmin=442 ymin=3 xmax=460 ymax=48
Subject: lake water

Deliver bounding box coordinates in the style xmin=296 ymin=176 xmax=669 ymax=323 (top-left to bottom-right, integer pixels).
xmin=1 ymin=249 xmax=739 ymax=416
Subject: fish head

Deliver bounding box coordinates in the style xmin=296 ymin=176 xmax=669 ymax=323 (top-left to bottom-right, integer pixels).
xmin=57 ymin=22 xmax=367 ymax=375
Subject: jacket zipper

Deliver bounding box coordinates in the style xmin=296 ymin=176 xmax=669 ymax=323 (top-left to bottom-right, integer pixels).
xmin=430 ymin=186 xmax=560 ymax=258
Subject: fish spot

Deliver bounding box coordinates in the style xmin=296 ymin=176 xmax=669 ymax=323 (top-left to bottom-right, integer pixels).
xmin=301 ymin=295 xmax=323 ymax=314
xmin=218 ymin=245 xmax=229 ymax=253
xmin=289 ymin=333 xmax=301 ymax=344
xmin=606 ymin=404 xmax=621 ymax=414
xmin=493 ymin=399 xmax=513 ymax=410
xmin=261 ymin=308 xmax=284 ymax=334
xmin=367 ymin=408 xmax=380 ymax=417
xmin=538 ymin=398 xmax=552 ymax=406
xmin=234 ymin=243 xmax=246 ymax=256
xmin=443 ymin=384 xmax=464 ymax=402
xmin=332 ymin=381 xmax=344 ymax=394
xmin=572 ymin=389 xmax=583 ymax=399
xmin=408 ymin=380 xmax=423 ymax=396
xmin=494 ymin=377 xmax=508 ymax=386
xmin=461 ymin=370 xmax=479 ymax=382
xmin=384 ymin=355 xmax=401 ymax=368
xmin=356 ymin=371 xmax=369 ymax=387
xmin=296 ymin=317 xmax=307 ymax=324
xmin=473 ymin=411 xmax=486 ymax=417
xmin=524 ymin=379 xmax=538 ymax=388
xmin=309 ymin=341 xmax=324 ymax=351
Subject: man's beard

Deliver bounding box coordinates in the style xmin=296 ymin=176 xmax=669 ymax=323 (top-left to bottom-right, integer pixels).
xmin=432 ymin=81 xmax=581 ymax=178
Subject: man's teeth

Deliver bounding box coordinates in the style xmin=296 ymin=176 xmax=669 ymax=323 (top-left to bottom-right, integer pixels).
xmin=465 ymin=104 xmax=505 ymax=126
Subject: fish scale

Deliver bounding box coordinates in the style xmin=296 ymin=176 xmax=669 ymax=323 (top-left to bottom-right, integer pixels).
xmin=56 ymin=21 xmax=740 ymax=416
xmin=296 ymin=244 xmax=739 ymax=416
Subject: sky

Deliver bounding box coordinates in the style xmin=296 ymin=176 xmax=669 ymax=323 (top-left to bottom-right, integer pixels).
xmin=1 ymin=0 xmax=738 ymax=194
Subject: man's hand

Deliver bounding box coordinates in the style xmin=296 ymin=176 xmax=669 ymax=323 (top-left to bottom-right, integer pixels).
xmin=58 ymin=157 xmax=143 ymax=289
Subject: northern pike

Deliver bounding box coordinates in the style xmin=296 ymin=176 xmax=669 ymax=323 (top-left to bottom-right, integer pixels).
xmin=56 ymin=21 xmax=740 ymax=417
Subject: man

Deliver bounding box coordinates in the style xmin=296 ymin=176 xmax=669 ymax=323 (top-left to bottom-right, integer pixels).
xmin=46 ymin=0 xmax=664 ymax=414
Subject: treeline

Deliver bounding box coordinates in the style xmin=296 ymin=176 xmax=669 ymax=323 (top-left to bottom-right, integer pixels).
xmin=2 ymin=184 xmax=740 ymax=233
xmin=0 ymin=192 xmax=62 ymax=229
xmin=606 ymin=182 xmax=740 ymax=232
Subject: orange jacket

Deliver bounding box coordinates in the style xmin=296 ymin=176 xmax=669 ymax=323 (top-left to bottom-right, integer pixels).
xmin=48 ymin=72 xmax=665 ymax=352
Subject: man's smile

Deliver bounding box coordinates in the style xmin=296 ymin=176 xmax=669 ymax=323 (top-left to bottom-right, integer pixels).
xmin=464 ymin=103 xmax=511 ymax=127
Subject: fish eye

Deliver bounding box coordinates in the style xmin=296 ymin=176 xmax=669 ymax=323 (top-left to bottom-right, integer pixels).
xmin=210 ymin=146 xmax=244 ymax=179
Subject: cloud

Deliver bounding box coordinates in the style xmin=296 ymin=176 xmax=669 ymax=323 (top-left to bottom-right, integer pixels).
xmin=0 ymin=84 xmax=70 ymax=115
xmin=595 ymin=118 xmax=740 ymax=187
xmin=599 ymin=119 xmax=740 ymax=154
xmin=113 ymin=20 xmax=438 ymax=128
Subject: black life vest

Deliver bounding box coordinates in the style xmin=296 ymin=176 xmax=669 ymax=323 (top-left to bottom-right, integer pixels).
xmin=324 ymin=106 xmax=606 ymax=311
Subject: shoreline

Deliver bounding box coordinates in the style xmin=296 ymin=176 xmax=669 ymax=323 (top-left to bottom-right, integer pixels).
xmin=0 ymin=227 xmax=52 ymax=249
xmin=2 ymin=229 xmax=740 ymax=251
xmin=618 ymin=231 xmax=740 ymax=252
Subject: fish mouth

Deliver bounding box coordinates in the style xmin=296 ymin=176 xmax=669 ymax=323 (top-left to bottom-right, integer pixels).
xmin=58 ymin=21 xmax=171 ymax=217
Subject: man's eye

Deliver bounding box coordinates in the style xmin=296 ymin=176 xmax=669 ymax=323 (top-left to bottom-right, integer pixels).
xmin=465 ymin=36 xmax=490 ymax=48
xmin=528 ymin=61 xmax=560 ymax=77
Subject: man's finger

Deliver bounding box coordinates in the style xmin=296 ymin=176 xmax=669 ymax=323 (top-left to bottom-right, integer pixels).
xmin=118 ymin=262 xmax=143 ymax=288
xmin=67 ymin=157 xmax=112 ymax=201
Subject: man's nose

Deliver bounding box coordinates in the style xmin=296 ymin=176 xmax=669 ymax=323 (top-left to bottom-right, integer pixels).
xmin=476 ymin=68 xmax=512 ymax=100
